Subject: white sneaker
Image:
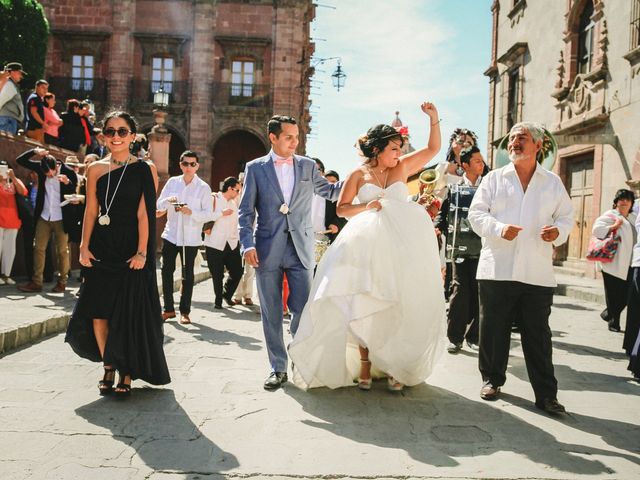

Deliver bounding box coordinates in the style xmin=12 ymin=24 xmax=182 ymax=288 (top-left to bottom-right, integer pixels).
xmin=447 ymin=342 xmax=462 ymax=354
xmin=0 ymin=277 xmax=6 ymax=285
xmin=4 ymin=277 xmax=15 ymax=285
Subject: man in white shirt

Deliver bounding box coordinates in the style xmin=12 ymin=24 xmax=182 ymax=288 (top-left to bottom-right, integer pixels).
xmin=468 ymin=122 xmax=574 ymax=415
xmin=156 ymin=151 xmax=212 ymax=324
xmin=203 ymin=176 xmax=243 ymax=309
xmin=0 ymin=62 xmax=25 ymax=135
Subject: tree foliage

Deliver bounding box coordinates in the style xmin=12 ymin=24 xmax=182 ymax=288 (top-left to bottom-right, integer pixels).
xmin=0 ymin=0 xmax=49 ymax=89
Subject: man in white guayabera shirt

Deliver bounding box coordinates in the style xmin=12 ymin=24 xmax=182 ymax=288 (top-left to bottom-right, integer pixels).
xmin=157 ymin=150 xmax=212 ymax=325
xmin=468 ymin=122 xmax=574 ymax=415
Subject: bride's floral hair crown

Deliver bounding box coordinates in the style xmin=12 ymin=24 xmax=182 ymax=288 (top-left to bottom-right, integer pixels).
xmin=355 ymin=124 xmax=405 ymax=162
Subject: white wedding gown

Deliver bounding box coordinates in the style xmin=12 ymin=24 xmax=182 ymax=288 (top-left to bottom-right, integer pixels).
xmin=289 ymin=181 xmax=445 ymax=389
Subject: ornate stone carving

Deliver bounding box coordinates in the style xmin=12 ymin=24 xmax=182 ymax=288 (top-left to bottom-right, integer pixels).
xmin=555 ymin=50 xmax=565 ymax=89
xmin=508 ymin=0 xmax=526 ymax=27
xmin=51 ymin=30 xmax=111 ymax=63
xmin=133 ymin=33 xmax=190 ymax=67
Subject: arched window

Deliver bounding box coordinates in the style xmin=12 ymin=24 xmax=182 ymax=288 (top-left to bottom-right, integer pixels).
xmin=577 ymin=0 xmax=595 ymax=74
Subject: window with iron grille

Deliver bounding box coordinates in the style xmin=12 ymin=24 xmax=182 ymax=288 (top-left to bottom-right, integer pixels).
xmin=231 ymin=60 xmax=254 ymax=97
xmin=507 ymin=68 xmax=520 ymax=130
xmin=577 ymin=0 xmax=595 ymax=75
xmin=71 ymin=55 xmax=94 ymax=92
xmin=151 ymin=57 xmax=174 ymax=94
xmin=631 ymin=0 xmax=640 ymax=50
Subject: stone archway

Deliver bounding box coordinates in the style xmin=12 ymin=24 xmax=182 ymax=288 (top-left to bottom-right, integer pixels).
xmin=210 ymin=129 xmax=267 ymax=190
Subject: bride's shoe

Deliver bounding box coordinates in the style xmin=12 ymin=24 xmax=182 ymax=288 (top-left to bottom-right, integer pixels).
xmin=358 ymin=360 xmax=372 ymax=391
xmin=387 ymin=376 xmax=404 ymax=392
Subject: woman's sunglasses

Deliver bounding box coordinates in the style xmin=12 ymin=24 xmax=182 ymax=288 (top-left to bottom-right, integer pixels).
xmin=180 ymin=161 xmax=198 ymax=167
xmin=103 ymin=127 xmax=133 ymax=138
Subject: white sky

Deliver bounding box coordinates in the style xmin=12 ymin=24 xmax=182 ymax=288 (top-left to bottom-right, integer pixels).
xmin=305 ymin=0 xmax=492 ymax=177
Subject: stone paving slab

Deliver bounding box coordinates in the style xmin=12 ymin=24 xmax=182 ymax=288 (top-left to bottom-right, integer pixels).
xmin=0 ymin=264 xmax=211 ymax=355
xmin=0 ymin=281 xmax=638 ymax=480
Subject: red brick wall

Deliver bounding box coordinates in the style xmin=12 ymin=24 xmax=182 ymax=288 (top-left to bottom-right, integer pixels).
xmin=42 ymin=0 xmax=113 ymax=30
xmin=215 ymin=4 xmax=272 ymax=37
xmin=135 ymin=0 xmax=194 ymax=32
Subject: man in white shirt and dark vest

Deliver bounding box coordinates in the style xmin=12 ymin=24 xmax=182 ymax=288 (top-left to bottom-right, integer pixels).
xmin=469 ymin=122 xmax=574 ymax=415
xmin=203 ymin=176 xmax=243 ymax=309
xmin=156 ymin=150 xmax=212 ymax=324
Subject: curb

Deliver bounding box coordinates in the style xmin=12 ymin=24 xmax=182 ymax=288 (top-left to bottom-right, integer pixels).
xmin=0 ymin=269 xmax=211 ymax=355
xmin=555 ymin=284 xmax=605 ymax=305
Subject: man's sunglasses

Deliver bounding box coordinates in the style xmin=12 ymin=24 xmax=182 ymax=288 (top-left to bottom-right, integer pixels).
xmin=103 ymin=127 xmax=133 ymax=138
xmin=180 ymin=161 xmax=198 ymax=167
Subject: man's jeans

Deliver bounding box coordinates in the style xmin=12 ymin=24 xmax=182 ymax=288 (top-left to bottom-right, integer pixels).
xmin=0 ymin=116 xmax=18 ymax=135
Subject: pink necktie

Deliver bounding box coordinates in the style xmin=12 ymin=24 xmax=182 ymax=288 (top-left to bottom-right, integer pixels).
xmin=274 ymin=156 xmax=293 ymax=167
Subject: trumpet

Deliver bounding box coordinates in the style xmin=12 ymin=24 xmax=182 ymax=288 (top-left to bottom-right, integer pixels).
xmin=418 ymin=168 xmax=440 ymax=204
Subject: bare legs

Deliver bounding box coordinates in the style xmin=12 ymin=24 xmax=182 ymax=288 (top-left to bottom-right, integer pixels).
xmin=93 ymin=318 xmax=130 ymax=395
xmin=358 ymin=345 xmax=403 ymax=391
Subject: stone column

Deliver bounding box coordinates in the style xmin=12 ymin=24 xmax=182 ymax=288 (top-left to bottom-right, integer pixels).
xmin=108 ymin=0 xmax=135 ymax=104
xmin=148 ymin=111 xmax=172 ymax=252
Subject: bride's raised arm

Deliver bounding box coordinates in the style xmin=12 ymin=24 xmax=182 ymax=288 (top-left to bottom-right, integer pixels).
xmin=399 ymin=102 xmax=441 ymax=178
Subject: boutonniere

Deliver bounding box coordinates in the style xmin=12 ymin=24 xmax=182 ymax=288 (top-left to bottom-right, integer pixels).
xmin=279 ymin=203 xmax=290 ymax=215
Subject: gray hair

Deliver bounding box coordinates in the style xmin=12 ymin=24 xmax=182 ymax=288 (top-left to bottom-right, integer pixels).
xmin=510 ymin=122 xmax=545 ymax=144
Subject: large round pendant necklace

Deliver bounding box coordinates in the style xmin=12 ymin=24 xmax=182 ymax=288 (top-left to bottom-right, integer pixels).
xmin=98 ymin=156 xmax=131 ymax=226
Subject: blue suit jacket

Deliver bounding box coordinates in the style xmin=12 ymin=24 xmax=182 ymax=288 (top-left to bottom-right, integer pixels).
xmin=238 ymin=153 xmax=341 ymax=270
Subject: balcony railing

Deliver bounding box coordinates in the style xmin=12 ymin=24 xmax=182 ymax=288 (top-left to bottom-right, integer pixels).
xmin=212 ymin=82 xmax=270 ymax=108
xmin=47 ymin=76 xmax=108 ymax=107
xmin=130 ymin=79 xmax=190 ymax=105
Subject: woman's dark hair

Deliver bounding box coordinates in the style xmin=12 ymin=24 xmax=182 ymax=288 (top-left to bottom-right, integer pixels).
xmin=102 ymin=110 xmax=138 ymax=134
xmin=312 ymin=157 xmax=325 ymax=173
xmin=358 ymin=124 xmax=404 ymax=163
xmin=460 ymin=146 xmax=481 ymax=165
xmin=40 ymin=155 xmax=57 ymax=172
xmin=445 ymin=128 xmax=478 ymax=163
xmin=613 ymin=189 xmax=635 ymax=208
xmin=221 ymin=176 xmax=239 ymax=192
xmin=44 ymin=93 xmax=55 ymax=103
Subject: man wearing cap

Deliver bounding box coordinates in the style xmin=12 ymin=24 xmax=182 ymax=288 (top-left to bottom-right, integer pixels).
xmin=0 ymin=63 xmax=26 ymax=135
xmin=25 ymin=79 xmax=49 ymax=144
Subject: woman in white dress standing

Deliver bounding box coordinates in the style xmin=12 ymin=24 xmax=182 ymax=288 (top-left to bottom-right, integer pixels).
xmin=289 ymin=101 xmax=446 ymax=391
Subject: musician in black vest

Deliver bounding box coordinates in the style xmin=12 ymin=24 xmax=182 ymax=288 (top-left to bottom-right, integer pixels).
xmin=436 ymin=146 xmax=486 ymax=353
xmin=17 ymin=148 xmax=78 ymax=293
xmin=323 ymin=169 xmax=347 ymax=243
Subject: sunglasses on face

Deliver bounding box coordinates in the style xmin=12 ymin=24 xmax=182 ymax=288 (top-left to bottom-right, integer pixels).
xmin=180 ymin=161 xmax=198 ymax=167
xmin=103 ymin=127 xmax=133 ymax=138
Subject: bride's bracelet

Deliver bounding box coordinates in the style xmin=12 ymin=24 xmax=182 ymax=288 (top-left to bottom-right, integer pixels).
xmin=431 ymin=118 xmax=442 ymax=127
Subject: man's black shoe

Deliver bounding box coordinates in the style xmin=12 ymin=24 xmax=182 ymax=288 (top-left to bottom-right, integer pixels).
xmin=535 ymin=398 xmax=566 ymax=415
xmin=223 ymin=296 xmax=236 ymax=306
xmin=600 ymin=308 xmax=609 ymax=322
xmin=214 ymin=304 xmax=223 ymax=310
xmin=264 ymin=372 xmax=288 ymax=390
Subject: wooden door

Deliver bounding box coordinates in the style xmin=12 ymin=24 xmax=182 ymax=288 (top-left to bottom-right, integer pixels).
xmin=566 ymin=155 xmax=594 ymax=260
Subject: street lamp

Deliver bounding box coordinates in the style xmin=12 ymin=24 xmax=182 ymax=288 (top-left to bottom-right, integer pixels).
xmin=153 ymin=84 xmax=170 ymax=108
xmin=312 ymin=56 xmax=347 ymax=92
xmin=331 ymin=60 xmax=346 ymax=92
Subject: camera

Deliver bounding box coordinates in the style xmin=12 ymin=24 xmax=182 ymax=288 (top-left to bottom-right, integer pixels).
xmin=0 ymin=164 xmax=8 ymax=177
xmin=170 ymin=201 xmax=187 ymax=212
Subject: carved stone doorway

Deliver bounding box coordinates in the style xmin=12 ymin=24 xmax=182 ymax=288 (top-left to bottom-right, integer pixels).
xmin=566 ymin=153 xmax=595 ymax=261
xmin=211 ymin=130 xmax=267 ymax=191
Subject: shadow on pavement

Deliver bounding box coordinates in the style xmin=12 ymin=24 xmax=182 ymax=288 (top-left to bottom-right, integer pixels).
xmin=553 ymin=340 xmax=628 ymax=361
xmin=286 ymin=383 xmax=627 ymax=474
xmin=75 ymin=389 xmax=239 ymax=474
xmin=169 ymin=316 xmax=262 ymax=351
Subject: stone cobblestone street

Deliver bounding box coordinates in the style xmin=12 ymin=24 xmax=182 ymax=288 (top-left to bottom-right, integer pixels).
xmin=0 ymin=280 xmax=639 ymax=480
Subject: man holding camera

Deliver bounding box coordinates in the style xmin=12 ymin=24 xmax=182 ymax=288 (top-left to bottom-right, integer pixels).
xmin=156 ymin=150 xmax=212 ymax=324
xmin=17 ymin=148 xmax=78 ymax=293
xmin=0 ymin=62 xmax=26 ymax=135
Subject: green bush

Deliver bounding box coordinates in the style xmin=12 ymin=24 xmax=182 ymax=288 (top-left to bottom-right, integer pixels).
xmin=0 ymin=0 xmax=49 ymax=89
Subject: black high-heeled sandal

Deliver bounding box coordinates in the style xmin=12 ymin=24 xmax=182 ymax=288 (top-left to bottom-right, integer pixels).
xmin=98 ymin=367 xmax=116 ymax=396
xmin=114 ymin=373 xmax=131 ymax=398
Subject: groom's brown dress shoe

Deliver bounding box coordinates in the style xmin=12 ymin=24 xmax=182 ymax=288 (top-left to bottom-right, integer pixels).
xmin=480 ymin=384 xmax=500 ymax=401
xmin=264 ymin=372 xmax=288 ymax=390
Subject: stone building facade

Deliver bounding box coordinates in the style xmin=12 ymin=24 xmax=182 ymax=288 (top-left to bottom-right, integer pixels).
xmin=485 ymin=0 xmax=640 ymax=274
xmin=40 ymin=0 xmax=315 ymax=188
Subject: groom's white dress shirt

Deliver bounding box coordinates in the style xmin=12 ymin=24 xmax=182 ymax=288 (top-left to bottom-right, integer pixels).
xmin=272 ymin=151 xmax=294 ymax=204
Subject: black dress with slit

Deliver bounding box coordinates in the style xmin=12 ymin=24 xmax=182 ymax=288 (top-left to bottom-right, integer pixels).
xmin=65 ymin=160 xmax=170 ymax=385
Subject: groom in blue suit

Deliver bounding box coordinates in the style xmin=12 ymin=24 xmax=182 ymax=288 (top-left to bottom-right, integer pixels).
xmin=238 ymin=115 xmax=341 ymax=390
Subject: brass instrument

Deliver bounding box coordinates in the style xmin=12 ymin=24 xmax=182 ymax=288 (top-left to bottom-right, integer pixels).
xmin=418 ymin=168 xmax=441 ymax=204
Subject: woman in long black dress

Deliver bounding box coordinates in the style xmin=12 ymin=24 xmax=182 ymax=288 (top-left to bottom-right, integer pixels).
xmin=65 ymin=111 xmax=170 ymax=397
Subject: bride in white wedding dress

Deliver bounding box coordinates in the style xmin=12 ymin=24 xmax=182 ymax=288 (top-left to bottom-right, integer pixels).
xmin=289 ymin=101 xmax=446 ymax=391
